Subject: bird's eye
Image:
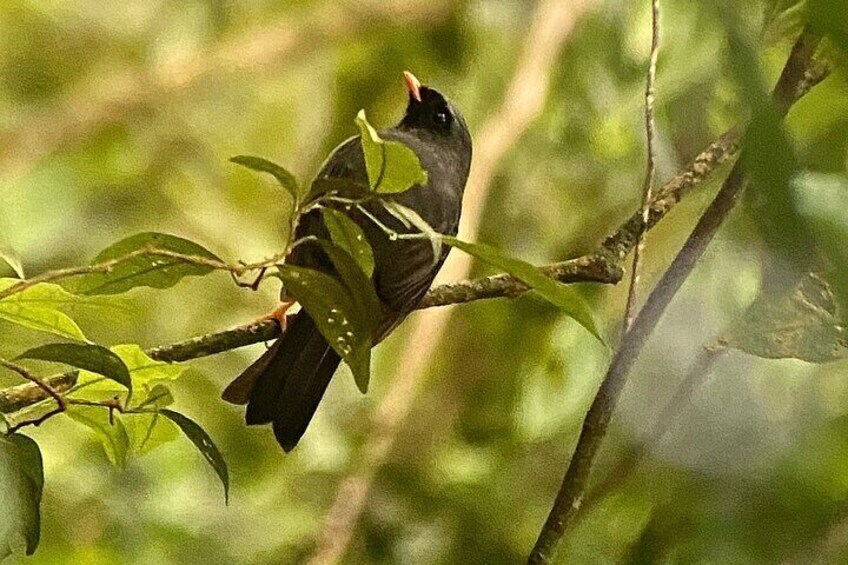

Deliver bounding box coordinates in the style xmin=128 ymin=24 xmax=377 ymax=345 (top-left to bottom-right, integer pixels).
xmin=434 ymin=111 xmax=450 ymax=126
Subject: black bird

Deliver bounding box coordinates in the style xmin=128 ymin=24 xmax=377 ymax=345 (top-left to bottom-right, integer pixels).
xmin=223 ymin=72 xmax=473 ymax=451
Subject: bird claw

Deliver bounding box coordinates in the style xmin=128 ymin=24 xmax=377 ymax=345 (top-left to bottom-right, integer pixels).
xmin=259 ymin=300 xmax=296 ymax=331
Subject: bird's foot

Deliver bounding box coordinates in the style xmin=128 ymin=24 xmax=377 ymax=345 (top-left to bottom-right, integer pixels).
xmin=259 ymin=300 xmax=296 ymax=331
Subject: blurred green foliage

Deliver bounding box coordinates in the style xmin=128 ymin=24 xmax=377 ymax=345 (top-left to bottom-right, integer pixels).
xmin=1 ymin=0 xmax=847 ymax=563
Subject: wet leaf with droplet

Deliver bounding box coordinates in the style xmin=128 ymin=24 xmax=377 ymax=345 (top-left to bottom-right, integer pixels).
xmin=276 ymin=263 xmax=376 ymax=393
xmin=321 ymin=208 xmax=375 ymax=277
xmin=160 ymin=409 xmax=229 ymax=503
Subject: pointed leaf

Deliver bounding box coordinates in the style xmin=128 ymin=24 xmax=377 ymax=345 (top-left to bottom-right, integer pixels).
xmin=66 ymin=406 xmax=130 ymax=467
xmin=311 ymin=240 xmax=382 ymax=322
xmin=110 ymin=344 xmax=185 ymax=386
xmin=73 ymin=343 xmax=186 ymax=396
xmin=230 ymin=155 xmax=300 ymax=202
xmin=0 ymin=433 xmax=43 ymax=559
xmin=443 ymin=237 xmax=604 ymax=342
xmin=355 ymin=110 xmax=428 ymax=193
xmin=75 ymin=233 xmax=222 ymax=295
xmin=0 ymin=280 xmax=87 ymax=341
xmin=725 ymin=273 xmax=848 ymax=363
xmin=18 ymin=343 xmax=132 ymax=392
xmin=0 ymin=246 xmax=24 ymax=279
xmin=321 ymin=208 xmax=375 ymax=277
xmin=160 ymin=409 xmax=229 ymax=503
xmin=276 ymin=265 xmax=373 ymax=392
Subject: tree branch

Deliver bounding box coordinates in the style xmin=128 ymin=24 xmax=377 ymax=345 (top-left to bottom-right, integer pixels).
xmin=624 ymin=0 xmax=660 ymax=332
xmin=0 ymin=245 xmax=295 ymax=302
xmin=0 ymin=52 xmax=829 ymax=417
xmin=527 ymin=30 xmax=824 ymax=564
xmin=0 ymin=358 xmax=67 ymax=432
xmin=584 ymin=342 xmax=727 ymax=506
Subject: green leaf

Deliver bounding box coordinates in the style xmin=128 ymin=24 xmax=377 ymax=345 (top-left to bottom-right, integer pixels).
xmin=230 ymin=155 xmax=300 ymax=202
xmin=0 ymin=433 xmax=43 ymax=559
xmin=312 ymin=240 xmax=382 ymax=321
xmin=321 ymin=208 xmax=375 ymax=277
xmin=75 ymin=232 xmax=222 ymax=296
xmin=66 ymin=406 xmax=130 ymax=467
xmin=0 ymin=245 xmax=24 ymax=279
xmin=126 ymin=411 xmax=180 ymax=456
xmin=725 ymin=273 xmax=847 ymax=363
xmin=442 ymin=236 xmax=603 ymax=342
xmin=160 ymin=409 xmax=229 ymax=503
xmin=18 ymin=343 xmax=132 ymax=392
xmin=355 ymin=109 xmax=428 ymax=193
xmin=73 ymin=343 xmax=186 ymax=397
xmin=125 ymin=385 xmax=178 ymax=455
xmin=276 ymin=264 xmax=374 ymax=392
xmin=137 ymin=383 xmax=175 ymax=408
xmin=110 ymin=344 xmax=185 ymax=386
xmin=793 ymin=172 xmax=848 ymax=311
xmin=0 ymin=279 xmax=87 ymax=341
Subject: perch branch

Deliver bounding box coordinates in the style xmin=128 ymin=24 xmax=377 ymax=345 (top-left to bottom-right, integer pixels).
xmin=0 ymin=54 xmax=829 ymax=416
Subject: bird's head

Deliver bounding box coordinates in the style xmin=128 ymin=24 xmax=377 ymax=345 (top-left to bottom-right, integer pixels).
xmin=398 ymin=71 xmax=472 ymax=157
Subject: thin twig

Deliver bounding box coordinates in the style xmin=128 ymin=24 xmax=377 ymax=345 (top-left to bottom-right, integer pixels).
xmin=66 ymin=397 xmax=155 ymax=414
xmin=624 ymin=0 xmax=660 ymax=333
xmin=0 ymin=358 xmax=67 ymax=432
xmin=0 ymin=248 xmax=152 ymax=301
xmin=0 ymin=246 xmax=292 ymax=302
xmin=527 ymin=31 xmax=823 ymax=564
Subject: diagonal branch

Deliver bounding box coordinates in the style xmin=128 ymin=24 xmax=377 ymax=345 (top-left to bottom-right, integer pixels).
xmin=527 ymin=30 xmax=825 ymax=564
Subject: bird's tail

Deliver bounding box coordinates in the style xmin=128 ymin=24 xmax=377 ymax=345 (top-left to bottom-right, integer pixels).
xmin=222 ymin=311 xmax=341 ymax=452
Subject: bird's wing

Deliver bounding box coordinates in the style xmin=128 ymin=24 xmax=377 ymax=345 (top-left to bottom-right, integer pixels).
xmin=291 ymin=133 xmax=453 ymax=337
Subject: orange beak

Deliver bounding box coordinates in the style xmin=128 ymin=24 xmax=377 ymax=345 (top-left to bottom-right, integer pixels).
xmin=403 ymin=71 xmax=422 ymax=102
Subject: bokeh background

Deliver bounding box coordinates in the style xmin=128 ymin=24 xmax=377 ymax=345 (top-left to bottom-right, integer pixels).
xmin=2 ymin=0 xmax=848 ymax=563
